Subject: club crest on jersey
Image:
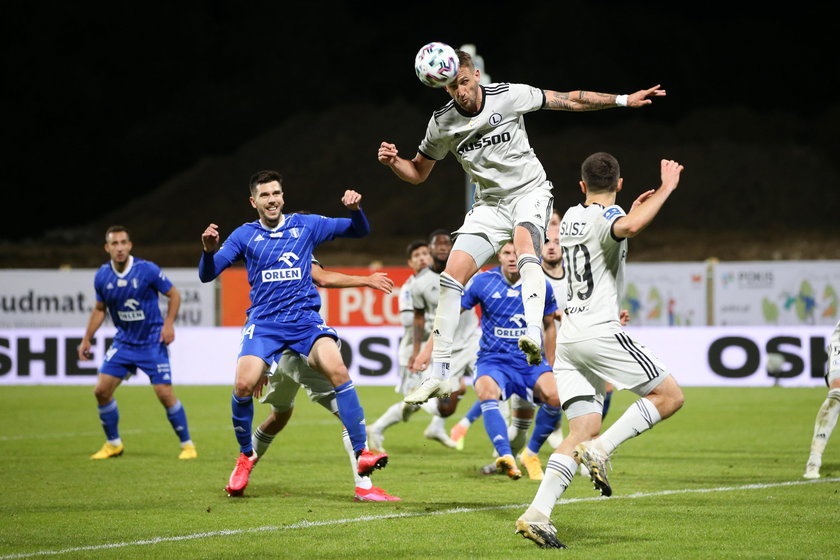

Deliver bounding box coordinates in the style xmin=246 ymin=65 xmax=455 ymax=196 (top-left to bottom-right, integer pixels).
xmin=489 ymin=113 xmax=502 ymax=126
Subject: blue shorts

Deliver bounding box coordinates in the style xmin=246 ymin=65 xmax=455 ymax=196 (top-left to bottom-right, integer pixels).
xmin=239 ymin=312 xmax=338 ymax=366
xmin=474 ymin=352 xmax=551 ymax=403
xmin=99 ymin=342 xmax=173 ymax=385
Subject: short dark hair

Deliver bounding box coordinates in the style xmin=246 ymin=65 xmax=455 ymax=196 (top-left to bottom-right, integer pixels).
xmin=105 ymin=225 xmax=129 ymax=242
xmin=455 ymin=49 xmax=474 ymax=71
xmin=406 ymin=240 xmax=428 ymax=258
xmin=428 ymin=228 xmax=451 ymax=243
xmin=249 ymin=170 xmax=283 ymax=195
xmin=581 ymin=152 xmax=620 ymax=193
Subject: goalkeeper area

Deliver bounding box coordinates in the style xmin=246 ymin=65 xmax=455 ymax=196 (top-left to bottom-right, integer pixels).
xmin=0 ymin=385 xmax=836 ymax=559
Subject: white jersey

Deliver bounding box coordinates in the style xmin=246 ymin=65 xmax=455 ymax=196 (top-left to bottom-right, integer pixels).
xmin=418 ymin=83 xmax=548 ymax=201
xmin=412 ymin=266 xmax=480 ymax=349
xmin=398 ymin=273 xmax=432 ymax=366
xmin=827 ymin=318 xmax=840 ymax=381
xmin=558 ymin=202 xmax=628 ymax=342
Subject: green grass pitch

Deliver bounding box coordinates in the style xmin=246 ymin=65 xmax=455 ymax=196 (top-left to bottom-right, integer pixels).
xmin=0 ymin=384 xmax=837 ymax=559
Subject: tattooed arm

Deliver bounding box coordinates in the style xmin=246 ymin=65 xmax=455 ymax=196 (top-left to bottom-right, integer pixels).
xmin=543 ymin=84 xmax=666 ymax=111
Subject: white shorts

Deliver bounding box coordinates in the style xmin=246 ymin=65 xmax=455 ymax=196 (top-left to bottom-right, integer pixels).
xmin=453 ymin=185 xmax=553 ymax=268
xmin=261 ymin=350 xmax=337 ymax=413
xmin=554 ymin=331 xmax=669 ymax=407
xmin=827 ymin=342 xmax=840 ymax=384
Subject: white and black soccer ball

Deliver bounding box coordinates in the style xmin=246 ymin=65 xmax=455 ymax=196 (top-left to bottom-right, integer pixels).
xmin=414 ymin=42 xmax=459 ymax=88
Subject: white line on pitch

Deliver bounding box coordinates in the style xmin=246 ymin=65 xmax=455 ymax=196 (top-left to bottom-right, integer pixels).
xmin=1 ymin=478 xmax=837 ymax=559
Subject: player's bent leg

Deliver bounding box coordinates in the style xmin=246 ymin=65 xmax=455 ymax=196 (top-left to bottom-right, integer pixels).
xmin=308 ymin=336 xmax=370 ymax=457
xmin=561 ymin=401 xmax=609 ymax=496
xmin=643 ymin=375 xmax=685 ymax=420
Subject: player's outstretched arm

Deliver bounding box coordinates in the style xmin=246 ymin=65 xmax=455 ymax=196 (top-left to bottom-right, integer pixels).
xmin=313 ymin=267 xmax=394 ymax=294
xmin=543 ymin=84 xmax=665 ymax=111
xmin=377 ymin=141 xmax=435 ymax=184
xmin=613 ymin=159 xmax=684 ymax=239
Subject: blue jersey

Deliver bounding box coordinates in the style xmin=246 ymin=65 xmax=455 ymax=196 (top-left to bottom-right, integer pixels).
xmin=94 ymin=256 xmax=173 ymax=347
xmin=199 ymin=210 xmax=369 ymax=323
xmin=461 ymin=266 xmax=557 ymax=356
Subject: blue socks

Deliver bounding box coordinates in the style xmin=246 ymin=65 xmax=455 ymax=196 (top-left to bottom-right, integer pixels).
xmin=231 ymin=393 xmax=254 ymax=454
xmin=603 ymin=390 xmax=613 ymax=419
xmin=526 ymin=404 xmax=562 ymax=454
xmin=480 ymin=399 xmax=512 ymax=457
xmin=334 ymin=380 xmax=366 ymax=454
xmin=465 ymin=399 xmax=483 ymax=423
xmin=166 ymin=400 xmax=191 ymax=443
xmin=98 ymin=400 xmax=120 ymax=441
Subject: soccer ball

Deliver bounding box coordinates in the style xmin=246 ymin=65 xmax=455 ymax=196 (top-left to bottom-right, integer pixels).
xmin=414 ymin=42 xmax=459 ymax=88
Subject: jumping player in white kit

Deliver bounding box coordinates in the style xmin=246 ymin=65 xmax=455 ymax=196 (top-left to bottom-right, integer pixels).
xmin=378 ymin=48 xmax=666 ymax=405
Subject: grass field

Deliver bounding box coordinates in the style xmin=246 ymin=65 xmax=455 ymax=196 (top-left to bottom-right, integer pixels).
xmin=1 ymin=384 xmax=838 ymax=559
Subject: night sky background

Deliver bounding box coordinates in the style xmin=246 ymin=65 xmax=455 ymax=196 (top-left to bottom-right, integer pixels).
xmin=2 ymin=4 xmax=838 ymax=264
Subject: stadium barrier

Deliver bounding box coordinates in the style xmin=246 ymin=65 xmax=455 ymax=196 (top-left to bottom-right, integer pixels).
xmin=0 ymin=325 xmax=829 ymax=387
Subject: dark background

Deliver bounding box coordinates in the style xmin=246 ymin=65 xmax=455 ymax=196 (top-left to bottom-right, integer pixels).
xmin=2 ymin=4 xmax=838 ymax=266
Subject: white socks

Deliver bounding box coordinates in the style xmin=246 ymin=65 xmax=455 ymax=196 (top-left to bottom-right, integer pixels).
xmin=252 ymin=427 xmax=275 ymax=457
xmin=371 ymin=402 xmax=404 ymax=432
xmin=517 ymin=254 xmax=545 ymax=336
xmin=529 ymin=452 xmax=577 ymax=518
xmin=598 ymin=397 xmax=662 ymax=456
xmin=509 ymin=416 xmax=533 ymax=456
xmin=431 ymin=272 xmax=465 ymax=376
xmin=809 ymin=389 xmax=840 ymax=463
xmin=344 ymin=429 xmax=371 ymax=489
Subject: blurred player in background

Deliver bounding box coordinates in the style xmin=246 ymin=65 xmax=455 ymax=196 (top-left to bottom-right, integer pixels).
xmin=516 ymin=153 xmax=685 ymax=548
xmin=458 ymin=242 xmax=562 ymax=480
xmin=378 ymin=48 xmax=665 ymax=404
xmin=79 ymin=225 xmax=196 ymax=460
xmin=399 ymin=230 xmax=481 ymax=447
xmin=199 ymin=170 xmax=386 ymax=496
xmin=803 ymin=319 xmax=840 ymax=478
xmin=251 ymin=259 xmax=400 ymax=501
xmin=367 ymin=240 xmax=447 ymax=449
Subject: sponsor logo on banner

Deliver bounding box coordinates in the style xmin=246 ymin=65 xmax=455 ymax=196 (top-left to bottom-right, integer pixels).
xmin=0 ymin=269 xmax=215 ymax=328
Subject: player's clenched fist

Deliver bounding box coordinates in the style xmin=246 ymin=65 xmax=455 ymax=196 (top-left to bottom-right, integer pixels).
xmin=377 ymin=142 xmax=398 ymax=166
xmin=202 ymin=223 xmax=220 ymax=252
xmin=342 ymin=190 xmax=362 ymax=210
